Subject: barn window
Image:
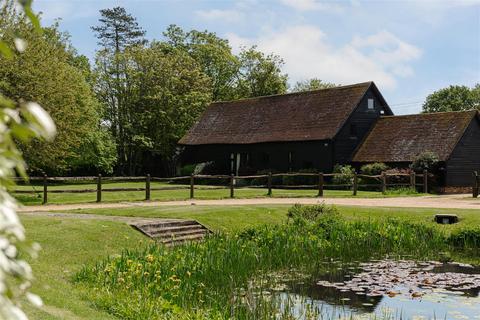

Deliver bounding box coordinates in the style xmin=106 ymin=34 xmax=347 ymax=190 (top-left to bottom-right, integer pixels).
xmin=368 ymin=99 xmax=375 ymax=110
xmin=380 ymin=109 xmax=385 ymax=115
xmin=350 ymin=124 xmax=357 ymax=137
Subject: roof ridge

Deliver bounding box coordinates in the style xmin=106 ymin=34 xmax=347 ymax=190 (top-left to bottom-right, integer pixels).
xmin=380 ymin=109 xmax=478 ymax=119
xmin=212 ymin=81 xmax=374 ymax=105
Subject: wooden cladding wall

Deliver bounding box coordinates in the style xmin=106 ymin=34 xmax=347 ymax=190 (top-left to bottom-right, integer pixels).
xmin=334 ymin=88 xmax=392 ymax=164
xmin=182 ymin=140 xmax=334 ymax=174
xmin=446 ymin=117 xmax=480 ymax=187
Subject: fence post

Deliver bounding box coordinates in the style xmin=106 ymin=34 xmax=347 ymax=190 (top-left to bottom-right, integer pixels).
xmin=267 ymin=172 xmax=272 ymax=197
xmin=409 ymin=171 xmax=415 ymax=190
xmin=145 ymin=174 xmax=151 ymax=201
xmin=96 ymin=174 xmax=102 ymax=203
xmin=381 ymin=172 xmax=387 ymax=194
xmin=353 ymin=172 xmax=358 ymax=196
xmin=423 ymin=169 xmax=428 ymax=194
xmin=42 ymin=174 xmax=48 ymax=205
xmin=230 ymin=174 xmax=235 ymax=198
xmin=317 ymin=172 xmax=324 ymax=197
xmin=190 ymin=174 xmax=195 ymax=199
xmin=473 ymin=171 xmax=479 ymax=198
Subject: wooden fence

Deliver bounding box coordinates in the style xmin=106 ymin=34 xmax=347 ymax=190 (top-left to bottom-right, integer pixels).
xmin=12 ymin=170 xmax=431 ymax=204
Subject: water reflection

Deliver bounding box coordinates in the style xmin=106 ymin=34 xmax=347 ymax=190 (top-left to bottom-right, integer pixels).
xmin=272 ymin=260 xmax=480 ymax=319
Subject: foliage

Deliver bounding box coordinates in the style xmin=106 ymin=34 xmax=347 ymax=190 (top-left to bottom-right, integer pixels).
xmin=422 ymin=84 xmax=480 ymax=113
xmin=75 ymin=205 xmax=467 ymax=319
xmin=163 ymin=26 xmax=288 ymax=101
xmin=163 ymin=25 xmax=240 ymax=102
xmin=0 ymin=8 xmax=116 ymax=175
xmin=91 ymin=7 xmax=146 ymax=52
xmin=286 ymin=203 xmax=338 ymax=224
xmin=410 ymin=151 xmax=439 ymax=172
xmin=92 ymin=6 xmax=146 ymax=175
xmin=360 ymin=162 xmax=389 ymax=176
xmin=449 ymin=227 xmax=480 ymax=248
xmin=332 ymin=164 xmax=355 ymax=185
xmin=291 ymin=78 xmax=337 ymax=92
xmin=0 ymin=0 xmax=54 ymax=318
xmin=236 ymin=46 xmax=288 ymax=98
xmin=179 ymin=164 xmax=196 ymax=176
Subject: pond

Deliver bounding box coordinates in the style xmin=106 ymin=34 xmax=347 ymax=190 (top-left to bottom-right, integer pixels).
xmin=267 ymin=260 xmax=480 ymax=319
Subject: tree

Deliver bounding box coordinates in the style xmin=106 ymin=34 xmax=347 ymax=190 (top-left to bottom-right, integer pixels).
xmin=236 ymin=46 xmax=288 ymax=98
xmin=422 ymin=85 xmax=480 ymax=113
xmin=92 ymin=6 xmax=146 ymax=174
xmin=291 ymin=78 xmax=337 ymax=92
xmin=163 ymin=25 xmax=240 ymax=101
xmin=91 ymin=7 xmax=146 ymax=52
xmin=0 ymin=8 xmax=116 ymax=174
xmin=122 ymin=44 xmax=212 ymax=175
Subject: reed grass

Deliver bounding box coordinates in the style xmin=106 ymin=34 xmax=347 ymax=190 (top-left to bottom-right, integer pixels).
xmin=75 ymin=205 xmax=479 ymax=319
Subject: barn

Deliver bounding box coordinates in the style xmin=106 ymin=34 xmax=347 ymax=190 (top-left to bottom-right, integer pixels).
xmin=352 ymin=110 xmax=480 ymax=191
xmin=179 ymin=82 xmax=393 ymax=175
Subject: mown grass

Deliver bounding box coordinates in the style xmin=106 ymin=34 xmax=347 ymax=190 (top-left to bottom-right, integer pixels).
xmin=74 ymin=205 xmax=480 ymax=319
xmin=71 ymin=204 xmax=480 ymax=234
xmin=13 ymin=181 xmax=424 ymax=205
xmin=21 ymin=215 xmax=147 ymax=319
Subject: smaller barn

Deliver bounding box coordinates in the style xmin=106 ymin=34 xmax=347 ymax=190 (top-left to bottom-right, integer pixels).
xmin=352 ymin=110 xmax=480 ymax=191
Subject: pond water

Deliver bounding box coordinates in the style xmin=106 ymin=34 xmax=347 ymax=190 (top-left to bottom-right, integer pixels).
xmin=270 ymin=260 xmax=480 ymax=319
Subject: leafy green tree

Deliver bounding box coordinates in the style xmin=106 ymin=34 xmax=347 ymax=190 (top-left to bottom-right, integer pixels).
xmin=0 ymin=7 xmax=116 ymax=174
xmin=291 ymin=78 xmax=337 ymax=92
xmin=236 ymin=46 xmax=288 ymax=98
xmin=163 ymin=25 xmax=240 ymax=101
xmin=122 ymin=44 xmax=212 ymax=174
xmin=422 ymin=85 xmax=480 ymax=113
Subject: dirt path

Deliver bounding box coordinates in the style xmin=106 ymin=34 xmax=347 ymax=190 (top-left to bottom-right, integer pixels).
xmin=17 ymin=194 xmax=480 ymax=212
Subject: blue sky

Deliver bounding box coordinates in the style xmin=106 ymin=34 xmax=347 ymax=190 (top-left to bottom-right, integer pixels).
xmin=33 ymin=0 xmax=480 ymax=114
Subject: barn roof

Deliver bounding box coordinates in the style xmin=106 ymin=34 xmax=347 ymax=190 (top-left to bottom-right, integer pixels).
xmin=353 ymin=110 xmax=479 ymax=163
xmin=179 ymin=81 xmax=380 ymax=145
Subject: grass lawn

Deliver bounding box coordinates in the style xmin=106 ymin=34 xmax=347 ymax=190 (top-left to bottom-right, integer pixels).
xmin=13 ymin=181 xmax=422 ymax=205
xmin=69 ymin=204 xmax=480 ymax=233
xmin=21 ymin=204 xmax=480 ymax=319
xmin=22 ymin=215 xmax=147 ymax=320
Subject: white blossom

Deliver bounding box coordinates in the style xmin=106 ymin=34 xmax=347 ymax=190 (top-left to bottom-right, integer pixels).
xmin=25 ymin=102 xmax=56 ymax=140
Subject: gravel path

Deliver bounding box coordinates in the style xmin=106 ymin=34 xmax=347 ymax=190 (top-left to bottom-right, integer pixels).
xmin=17 ymin=194 xmax=480 ymax=212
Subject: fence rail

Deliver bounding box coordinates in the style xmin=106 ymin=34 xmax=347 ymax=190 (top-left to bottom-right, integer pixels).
xmin=9 ymin=169 xmax=437 ymax=204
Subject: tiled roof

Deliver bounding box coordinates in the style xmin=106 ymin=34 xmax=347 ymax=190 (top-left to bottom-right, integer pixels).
xmin=179 ymin=82 xmax=374 ymax=145
xmin=353 ymin=110 xmax=478 ymax=162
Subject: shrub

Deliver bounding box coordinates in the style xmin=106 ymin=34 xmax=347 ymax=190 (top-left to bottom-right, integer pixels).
xmin=286 ymin=203 xmax=339 ymax=224
xmin=179 ymin=164 xmax=196 ymax=176
xmin=360 ymin=163 xmax=389 ymax=176
xmin=410 ymin=151 xmax=439 ymax=173
xmin=332 ymin=164 xmax=355 ymax=185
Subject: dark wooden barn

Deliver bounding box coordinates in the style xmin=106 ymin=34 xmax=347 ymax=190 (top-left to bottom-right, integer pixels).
xmin=179 ymin=81 xmax=393 ymax=175
xmin=352 ymin=110 xmax=480 ymax=190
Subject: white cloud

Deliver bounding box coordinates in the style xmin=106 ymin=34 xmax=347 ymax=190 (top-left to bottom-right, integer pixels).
xmin=227 ymin=25 xmax=422 ymax=90
xmin=196 ymin=8 xmax=244 ymax=23
xmin=279 ymin=0 xmax=346 ymax=12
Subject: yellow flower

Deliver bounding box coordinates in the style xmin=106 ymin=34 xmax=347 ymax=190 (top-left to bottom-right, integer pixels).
xmin=146 ymin=254 xmax=154 ymax=263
